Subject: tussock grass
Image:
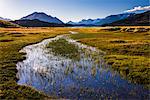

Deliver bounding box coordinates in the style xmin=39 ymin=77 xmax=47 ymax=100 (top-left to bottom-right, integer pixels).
xmin=0 ymin=27 xmax=76 ymax=99
xmin=0 ymin=27 xmax=149 ymax=99
xmin=104 ymin=55 xmax=150 ymax=88
xmin=46 ymin=38 xmax=80 ymax=60
xmin=71 ymin=27 xmax=150 ymax=88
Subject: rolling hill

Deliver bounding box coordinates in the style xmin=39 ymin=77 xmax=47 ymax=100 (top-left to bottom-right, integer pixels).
xmin=0 ymin=20 xmax=20 ymax=28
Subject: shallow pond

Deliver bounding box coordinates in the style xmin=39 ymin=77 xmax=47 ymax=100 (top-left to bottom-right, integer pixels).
xmin=16 ymin=34 xmax=149 ymax=99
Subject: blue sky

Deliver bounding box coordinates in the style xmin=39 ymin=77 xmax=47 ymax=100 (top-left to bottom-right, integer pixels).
xmin=0 ymin=0 xmax=149 ymax=22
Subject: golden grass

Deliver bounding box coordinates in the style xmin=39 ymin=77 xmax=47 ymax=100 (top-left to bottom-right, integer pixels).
xmin=0 ymin=27 xmax=149 ymax=99
xmin=0 ymin=27 xmax=77 ymax=99
xmin=71 ymin=27 xmax=150 ymax=88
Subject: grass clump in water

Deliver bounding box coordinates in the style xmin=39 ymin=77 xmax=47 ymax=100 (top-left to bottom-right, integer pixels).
xmin=104 ymin=55 xmax=150 ymax=88
xmin=71 ymin=27 xmax=150 ymax=88
xmin=47 ymin=38 xmax=80 ymax=60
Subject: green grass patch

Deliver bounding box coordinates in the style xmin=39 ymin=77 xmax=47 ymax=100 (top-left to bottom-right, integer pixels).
xmin=104 ymin=55 xmax=150 ymax=88
xmin=46 ymin=38 xmax=80 ymax=60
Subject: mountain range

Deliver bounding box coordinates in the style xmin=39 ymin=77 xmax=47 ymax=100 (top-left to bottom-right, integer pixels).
xmin=105 ymin=11 xmax=150 ymax=26
xmin=67 ymin=13 xmax=135 ymax=26
xmin=0 ymin=11 xmax=149 ymax=27
xmin=68 ymin=18 xmax=101 ymax=26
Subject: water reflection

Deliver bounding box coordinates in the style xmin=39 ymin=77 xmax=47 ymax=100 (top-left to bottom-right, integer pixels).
xmin=17 ymin=35 xmax=149 ymax=99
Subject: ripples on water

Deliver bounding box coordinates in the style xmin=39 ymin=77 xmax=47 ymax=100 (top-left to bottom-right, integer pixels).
xmin=16 ymin=35 xmax=149 ymax=99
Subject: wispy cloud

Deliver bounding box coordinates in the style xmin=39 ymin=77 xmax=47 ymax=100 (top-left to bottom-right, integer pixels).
xmin=125 ymin=6 xmax=150 ymax=12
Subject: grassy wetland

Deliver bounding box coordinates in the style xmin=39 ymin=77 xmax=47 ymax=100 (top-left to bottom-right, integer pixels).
xmin=71 ymin=26 xmax=150 ymax=89
xmin=0 ymin=27 xmax=72 ymax=99
xmin=0 ymin=27 xmax=150 ymax=99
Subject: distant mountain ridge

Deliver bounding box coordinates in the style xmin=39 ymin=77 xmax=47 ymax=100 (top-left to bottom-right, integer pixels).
xmin=96 ymin=13 xmax=135 ymax=25
xmin=21 ymin=12 xmax=64 ymax=24
xmin=67 ymin=13 xmax=135 ymax=26
xmin=105 ymin=11 xmax=150 ymax=26
xmin=0 ymin=17 xmax=11 ymax=21
xmin=68 ymin=18 xmax=101 ymax=26
xmin=1 ymin=11 xmax=149 ymax=27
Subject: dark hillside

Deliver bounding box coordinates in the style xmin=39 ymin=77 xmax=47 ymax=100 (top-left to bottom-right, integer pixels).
xmin=104 ymin=11 xmax=150 ymax=26
xmin=11 ymin=19 xmax=65 ymax=27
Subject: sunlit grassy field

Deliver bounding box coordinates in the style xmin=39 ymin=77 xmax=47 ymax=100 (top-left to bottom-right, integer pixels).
xmin=0 ymin=27 xmax=75 ymax=99
xmin=71 ymin=26 xmax=150 ymax=89
xmin=0 ymin=27 xmax=149 ymax=99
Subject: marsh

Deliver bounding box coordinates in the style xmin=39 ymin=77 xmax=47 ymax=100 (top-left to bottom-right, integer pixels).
xmin=16 ymin=32 xmax=149 ymax=99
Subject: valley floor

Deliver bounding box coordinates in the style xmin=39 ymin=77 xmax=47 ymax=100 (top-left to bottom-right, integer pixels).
xmin=0 ymin=27 xmax=149 ymax=99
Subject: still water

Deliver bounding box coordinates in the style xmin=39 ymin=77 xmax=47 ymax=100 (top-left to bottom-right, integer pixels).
xmin=16 ymin=34 xmax=149 ymax=99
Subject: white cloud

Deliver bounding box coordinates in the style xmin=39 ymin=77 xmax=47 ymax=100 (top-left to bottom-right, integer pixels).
xmin=125 ymin=6 xmax=150 ymax=12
